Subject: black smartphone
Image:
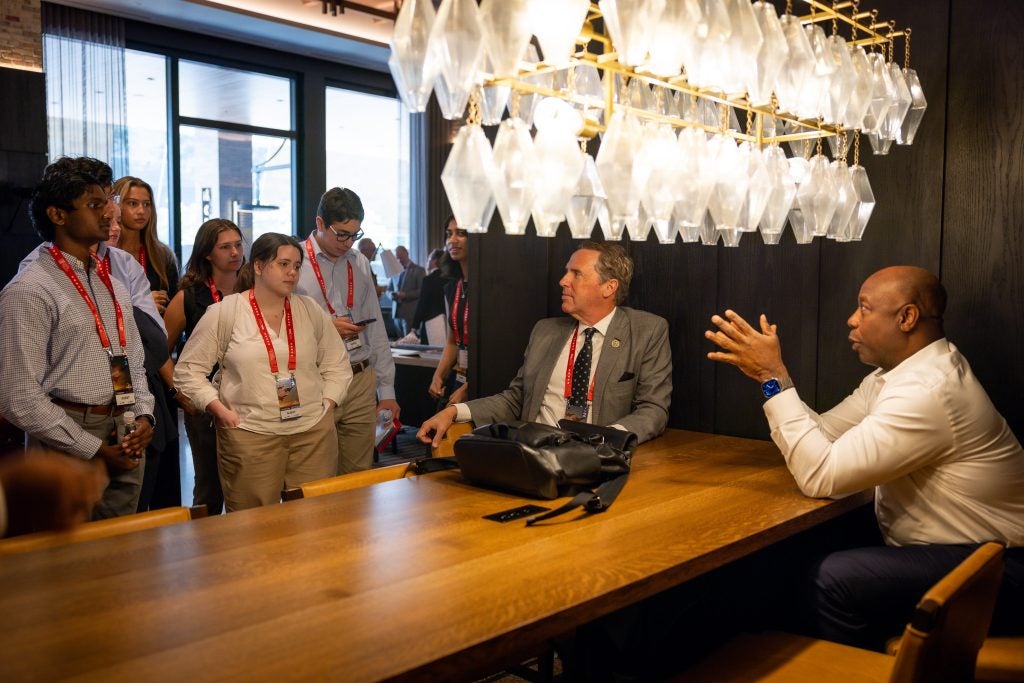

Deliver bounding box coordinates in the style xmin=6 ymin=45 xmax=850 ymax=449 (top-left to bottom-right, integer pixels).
xmin=354 ymin=318 xmax=376 ymax=326
xmin=483 ymin=504 xmax=550 ymax=523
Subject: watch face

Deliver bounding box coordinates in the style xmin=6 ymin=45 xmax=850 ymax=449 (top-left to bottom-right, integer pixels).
xmin=762 ymin=379 xmax=782 ymax=398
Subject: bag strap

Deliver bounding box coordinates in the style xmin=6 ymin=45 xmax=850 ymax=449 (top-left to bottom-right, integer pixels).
xmin=525 ymin=472 xmax=629 ymax=526
xmin=216 ymin=293 xmax=240 ymax=366
xmin=408 ymin=457 xmax=459 ymax=474
xmin=409 ymin=455 xmax=630 ymax=525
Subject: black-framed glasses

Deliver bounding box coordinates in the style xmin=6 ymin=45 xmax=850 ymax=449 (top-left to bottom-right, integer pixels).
xmin=327 ymin=223 xmax=364 ymax=243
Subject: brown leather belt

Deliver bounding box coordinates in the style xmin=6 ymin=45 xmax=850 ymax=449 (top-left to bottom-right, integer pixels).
xmin=351 ymin=359 xmax=371 ymax=374
xmin=52 ymin=398 xmax=125 ymax=416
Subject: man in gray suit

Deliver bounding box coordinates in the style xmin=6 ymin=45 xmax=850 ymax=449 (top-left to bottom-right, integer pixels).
xmin=389 ymin=245 xmax=425 ymax=336
xmin=417 ymin=241 xmax=672 ymax=445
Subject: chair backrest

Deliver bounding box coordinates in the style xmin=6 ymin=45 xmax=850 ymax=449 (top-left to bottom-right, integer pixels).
xmin=889 ymin=542 xmax=1005 ymax=683
xmin=281 ymin=463 xmax=411 ymax=501
xmin=431 ymin=421 xmax=473 ymax=458
xmin=0 ymin=505 xmax=206 ymax=555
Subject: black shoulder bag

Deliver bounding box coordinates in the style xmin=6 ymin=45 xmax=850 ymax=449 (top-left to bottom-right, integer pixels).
xmin=414 ymin=420 xmax=635 ymax=525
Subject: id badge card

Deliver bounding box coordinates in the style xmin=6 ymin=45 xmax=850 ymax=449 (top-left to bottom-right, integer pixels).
xmin=455 ymin=346 xmax=468 ymax=385
xmin=109 ymin=354 xmax=136 ymax=406
xmin=276 ymin=375 xmax=301 ymax=421
xmin=564 ymin=402 xmax=589 ymax=422
xmin=340 ymin=314 xmax=363 ymax=352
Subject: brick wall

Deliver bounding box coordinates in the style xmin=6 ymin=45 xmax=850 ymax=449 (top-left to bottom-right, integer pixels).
xmin=1 ymin=0 xmax=42 ymax=71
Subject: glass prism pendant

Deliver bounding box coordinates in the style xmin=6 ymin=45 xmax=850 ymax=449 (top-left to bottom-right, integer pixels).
xmin=441 ymin=125 xmax=497 ymax=234
xmin=389 ymin=0 xmax=438 ymax=112
xmin=429 ymin=0 xmax=485 ymax=118
xmin=529 ymin=0 xmax=589 ymax=66
xmin=849 ymin=165 xmax=875 ymax=241
xmin=567 ymin=154 xmax=607 ymax=239
xmin=898 ymin=68 xmax=927 ymax=145
xmin=491 ymin=118 xmax=539 ymax=235
xmin=479 ymin=0 xmax=532 ymax=78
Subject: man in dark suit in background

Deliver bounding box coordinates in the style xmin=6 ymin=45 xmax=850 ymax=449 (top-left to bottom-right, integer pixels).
xmin=389 ymin=245 xmax=424 ymax=337
xmin=417 ymin=241 xmax=672 ymax=445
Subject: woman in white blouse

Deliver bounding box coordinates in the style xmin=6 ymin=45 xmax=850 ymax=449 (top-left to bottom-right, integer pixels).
xmin=174 ymin=233 xmax=352 ymax=510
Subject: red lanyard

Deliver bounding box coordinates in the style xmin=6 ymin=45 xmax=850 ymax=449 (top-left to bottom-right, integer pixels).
xmin=137 ymin=244 xmax=147 ymax=272
xmin=563 ymin=327 xmax=596 ymax=402
xmin=451 ymin=279 xmax=469 ymax=347
xmin=248 ymin=289 xmax=296 ymax=375
xmin=305 ymin=237 xmax=354 ymax=314
xmin=207 ymin=277 xmax=221 ymax=303
xmin=51 ymin=245 xmax=127 ymax=352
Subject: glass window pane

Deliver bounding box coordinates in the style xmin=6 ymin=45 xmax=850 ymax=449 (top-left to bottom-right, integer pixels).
xmin=179 ymin=125 xmax=294 ymax=266
xmin=124 ymin=49 xmax=171 ymax=245
xmin=179 ymin=60 xmax=293 ymax=131
xmin=325 ymin=86 xmax=411 ymax=274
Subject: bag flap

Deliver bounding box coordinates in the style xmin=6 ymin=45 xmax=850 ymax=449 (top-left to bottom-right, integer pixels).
xmin=455 ymin=435 xmax=561 ymax=500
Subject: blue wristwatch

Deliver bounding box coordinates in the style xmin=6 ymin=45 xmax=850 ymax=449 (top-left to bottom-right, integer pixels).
xmin=761 ymin=376 xmax=794 ymax=399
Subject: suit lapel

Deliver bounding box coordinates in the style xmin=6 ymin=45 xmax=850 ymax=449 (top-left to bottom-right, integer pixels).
xmin=592 ymin=308 xmax=628 ymax=424
xmin=526 ymin=319 xmax=575 ymax=420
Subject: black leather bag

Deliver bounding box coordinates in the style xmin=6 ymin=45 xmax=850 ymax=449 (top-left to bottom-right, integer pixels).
xmin=451 ymin=420 xmax=636 ymax=524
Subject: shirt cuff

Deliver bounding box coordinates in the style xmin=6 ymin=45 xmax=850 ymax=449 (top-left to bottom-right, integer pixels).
xmin=762 ymin=386 xmax=801 ymax=430
xmin=377 ymin=385 xmax=396 ymax=402
xmin=454 ymin=403 xmax=472 ymax=423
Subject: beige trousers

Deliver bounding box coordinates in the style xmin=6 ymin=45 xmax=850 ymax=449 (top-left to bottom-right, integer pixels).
xmin=216 ymin=408 xmax=337 ymax=511
xmin=334 ymin=367 xmax=377 ymax=474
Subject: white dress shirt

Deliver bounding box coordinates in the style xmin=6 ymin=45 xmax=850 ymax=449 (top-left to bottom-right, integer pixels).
xmin=764 ymin=338 xmax=1024 ymax=547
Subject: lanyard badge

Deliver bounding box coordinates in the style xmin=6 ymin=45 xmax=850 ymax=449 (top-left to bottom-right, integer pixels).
xmin=51 ymin=246 xmax=135 ymax=407
xmin=306 ymin=237 xmax=362 ymax=351
xmin=249 ymin=290 xmax=301 ymax=421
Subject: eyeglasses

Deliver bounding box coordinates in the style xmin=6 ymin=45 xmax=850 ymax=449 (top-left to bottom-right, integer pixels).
xmin=326 ymin=223 xmax=364 ymax=243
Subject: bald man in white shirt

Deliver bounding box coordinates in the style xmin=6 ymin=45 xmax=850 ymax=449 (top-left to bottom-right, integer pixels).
xmin=706 ymin=265 xmax=1024 ymax=649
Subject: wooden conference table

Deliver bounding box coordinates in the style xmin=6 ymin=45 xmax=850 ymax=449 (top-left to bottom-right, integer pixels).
xmin=0 ymin=430 xmax=871 ymax=681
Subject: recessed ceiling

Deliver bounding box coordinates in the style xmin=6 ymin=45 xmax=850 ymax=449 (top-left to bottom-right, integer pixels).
xmin=51 ymin=0 xmax=394 ymax=71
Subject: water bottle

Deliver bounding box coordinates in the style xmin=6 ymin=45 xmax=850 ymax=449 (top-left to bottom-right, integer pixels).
xmin=121 ymin=410 xmax=137 ymax=441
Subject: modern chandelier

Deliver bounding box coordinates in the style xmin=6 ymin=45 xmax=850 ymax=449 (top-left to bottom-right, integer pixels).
xmin=389 ymin=0 xmax=926 ymax=247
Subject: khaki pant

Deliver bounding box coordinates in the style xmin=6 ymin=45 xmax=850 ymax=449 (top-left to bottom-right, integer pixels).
xmin=216 ymin=409 xmax=338 ymax=511
xmin=334 ymin=367 xmax=376 ymax=474
xmin=29 ymin=406 xmax=144 ymax=520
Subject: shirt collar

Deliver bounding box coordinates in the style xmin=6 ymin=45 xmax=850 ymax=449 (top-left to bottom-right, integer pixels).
xmin=576 ymin=307 xmax=617 ymax=338
xmin=308 ymin=233 xmax=357 ymax=264
xmin=874 ymin=338 xmax=950 ymax=383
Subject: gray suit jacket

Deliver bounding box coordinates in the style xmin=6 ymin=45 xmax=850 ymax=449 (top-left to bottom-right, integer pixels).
xmin=391 ymin=263 xmax=425 ymax=325
xmin=465 ymin=307 xmax=672 ymax=443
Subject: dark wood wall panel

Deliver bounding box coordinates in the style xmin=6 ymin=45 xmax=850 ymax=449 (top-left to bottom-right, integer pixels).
xmin=0 ymin=68 xmax=48 ymax=287
xmin=628 ymin=239 xmax=718 ymax=432
xmin=714 ymin=236 xmax=821 ymax=438
xmin=815 ymin=0 xmax=950 ymax=413
xmin=942 ymin=0 xmax=1024 ymax=439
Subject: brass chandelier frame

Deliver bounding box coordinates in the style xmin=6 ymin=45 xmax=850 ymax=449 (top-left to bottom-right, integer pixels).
xmin=482 ymin=0 xmax=911 ymax=149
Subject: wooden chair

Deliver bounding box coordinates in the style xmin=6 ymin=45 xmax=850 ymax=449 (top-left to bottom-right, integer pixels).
xmin=431 ymin=420 xmax=473 ymax=458
xmin=0 ymin=505 xmax=208 ymax=555
xmin=281 ymin=463 xmax=411 ymax=501
xmin=888 ymin=624 xmax=1023 ymax=682
xmin=678 ymin=542 xmax=1005 ymax=682
xmin=975 ymin=637 xmax=1024 ymax=682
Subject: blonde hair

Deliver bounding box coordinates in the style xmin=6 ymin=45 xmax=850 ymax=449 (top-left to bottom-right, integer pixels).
xmin=112 ymin=176 xmax=171 ymax=290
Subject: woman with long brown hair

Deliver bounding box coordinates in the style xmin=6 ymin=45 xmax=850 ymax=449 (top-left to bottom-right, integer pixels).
xmin=111 ymin=176 xmax=179 ymax=315
xmin=164 ymin=218 xmax=245 ymax=514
